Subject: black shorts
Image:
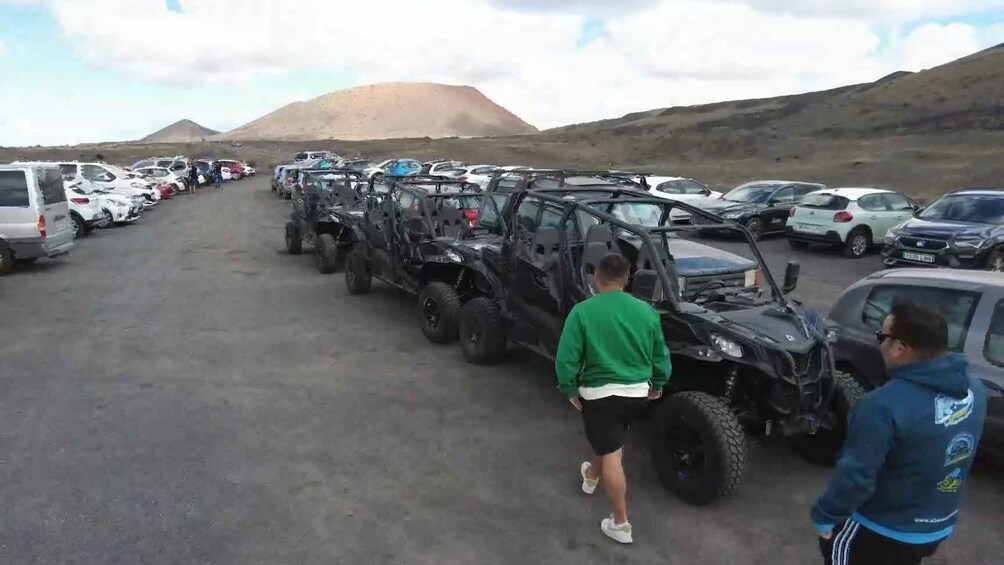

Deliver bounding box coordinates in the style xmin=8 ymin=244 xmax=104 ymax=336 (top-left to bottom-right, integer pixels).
xmin=581 ymin=396 xmax=648 ymax=456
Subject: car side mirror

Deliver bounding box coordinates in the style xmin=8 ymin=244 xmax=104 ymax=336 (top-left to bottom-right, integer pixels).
xmin=913 ymin=206 xmax=925 ymax=216
xmin=782 ymin=260 xmax=800 ymax=294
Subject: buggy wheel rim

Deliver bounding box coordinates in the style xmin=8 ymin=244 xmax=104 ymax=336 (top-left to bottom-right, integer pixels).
xmin=851 ymin=235 xmax=868 ymax=256
xmin=422 ymin=298 xmax=441 ymax=329
xmin=666 ymin=421 xmax=707 ymax=481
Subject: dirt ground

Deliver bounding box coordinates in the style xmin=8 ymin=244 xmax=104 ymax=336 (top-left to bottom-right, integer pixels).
xmin=1 ymin=176 xmax=1001 ymax=564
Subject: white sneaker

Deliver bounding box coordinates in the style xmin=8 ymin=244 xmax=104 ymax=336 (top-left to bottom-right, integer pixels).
xmin=601 ymin=516 xmax=633 ymax=544
xmin=580 ymin=461 xmax=599 ymax=494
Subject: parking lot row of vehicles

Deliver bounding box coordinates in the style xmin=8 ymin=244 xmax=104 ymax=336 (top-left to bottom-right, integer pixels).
xmin=0 ymin=156 xmax=253 ymax=276
xmin=269 ymin=157 xmax=1002 ymax=507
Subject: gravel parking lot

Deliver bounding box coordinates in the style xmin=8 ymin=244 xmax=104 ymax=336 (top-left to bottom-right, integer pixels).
xmin=1 ymin=177 xmax=1000 ymax=564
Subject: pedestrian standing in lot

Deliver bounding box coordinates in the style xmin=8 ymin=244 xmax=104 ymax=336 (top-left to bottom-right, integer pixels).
xmin=556 ymin=253 xmax=672 ymax=545
xmin=213 ymin=161 xmax=223 ymax=189
xmin=188 ymin=161 xmax=199 ymax=194
xmin=811 ymin=301 xmax=987 ymax=565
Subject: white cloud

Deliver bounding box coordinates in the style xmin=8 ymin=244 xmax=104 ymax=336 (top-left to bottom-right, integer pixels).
xmin=5 ymin=0 xmax=1002 ymax=144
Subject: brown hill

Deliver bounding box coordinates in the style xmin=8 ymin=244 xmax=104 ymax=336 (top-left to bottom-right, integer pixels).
xmin=140 ymin=119 xmax=219 ymax=143
xmin=548 ymin=43 xmax=1004 ymax=140
xmin=220 ymin=82 xmax=537 ymax=141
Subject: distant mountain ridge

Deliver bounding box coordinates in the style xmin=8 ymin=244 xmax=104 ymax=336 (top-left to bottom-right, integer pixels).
xmin=219 ymin=82 xmax=538 ymax=141
xmin=141 ymin=119 xmax=219 ymax=143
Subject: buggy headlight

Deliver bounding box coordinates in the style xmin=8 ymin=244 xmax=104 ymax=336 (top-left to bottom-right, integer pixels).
xmin=711 ymin=333 xmax=743 ymax=358
xmin=826 ymin=329 xmax=838 ymax=343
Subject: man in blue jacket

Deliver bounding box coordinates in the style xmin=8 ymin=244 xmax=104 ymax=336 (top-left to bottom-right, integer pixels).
xmin=812 ymin=301 xmax=987 ymax=565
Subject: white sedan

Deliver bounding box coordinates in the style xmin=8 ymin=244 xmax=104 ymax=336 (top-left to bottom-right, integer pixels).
xmin=135 ymin=167 xmax=187 ymax=191
xmin=643 ymin=176 xmax=722 ymax=222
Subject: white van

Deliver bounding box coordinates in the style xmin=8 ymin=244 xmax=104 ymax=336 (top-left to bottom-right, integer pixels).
xmin=0 ymin=164 xmax=75 ymax=275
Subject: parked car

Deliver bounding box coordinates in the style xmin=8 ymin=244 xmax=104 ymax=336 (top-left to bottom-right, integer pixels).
xmin=787 ymin=188 xmax=920 ymax=258
xmin=645 ymin=176 xmax=722 ymax=223
xmin=826 ymin=268 xmax=1003 ymax=461
xmin=243 ymin=164 xmax=256 ymax=176
xmin=362 ymin=159 xmax=395 ymax=179
xmin=385 ymin=159 xmax=422 ymax=177
xmin=45 ymin=162 xmax=160 ymax=206
xmin=454 ymin=165 xmax=500 ymax=188
xmin=690 ymin=180 xmax=826 ymax=239
xmin=131 ymin=157 xmax=190 ymax=180
xmin=334 ymin=159 xmax=373 ymax=172
xmin=64 ymin=179 xmax=111 ymax=237
xmin=217 ymin=160 xmax=246 ymax=179
xmin=134 ymin=166 xmax=187 ymax=192
xmin=66 ymin=177 xmax=140 ymax=225
xmin=0 ymin=164 xmax=75 ymax=275
xmin=882 ymin=188 xmax=1004 ymax=271
xmin=295 ymin=150 xmax=338 ymax=162
xmin=420 ymin=160 xmax=466 ymax=176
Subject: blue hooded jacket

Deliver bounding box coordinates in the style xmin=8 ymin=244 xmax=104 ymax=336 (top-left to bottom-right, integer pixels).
xmin=811 ymin=353 xmax=987 ymax=543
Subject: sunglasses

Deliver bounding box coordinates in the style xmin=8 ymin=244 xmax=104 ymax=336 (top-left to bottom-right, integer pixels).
xmin=876 ymin=331 xmax=909 ymax=346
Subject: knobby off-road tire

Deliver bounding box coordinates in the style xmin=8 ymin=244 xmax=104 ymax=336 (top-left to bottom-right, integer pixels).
xmin=792 ymin=370 xmax=866 ymax=466
xmin=344 ymin=249 xmax=371 ymax=295
xmin=284 ymin=222 xmax=302 ymax=255
xmin=843 ymin=228 xmax=871 ymax=259
xmin=651 ymin=391 xmax=748 ymax=506
xmin=459 ymin=297 xmax=506 ymax=364
xmin=418 ymin=282 xmax=461 ymax=344
xmin=314 ymin=234 xmax=339 ymax=274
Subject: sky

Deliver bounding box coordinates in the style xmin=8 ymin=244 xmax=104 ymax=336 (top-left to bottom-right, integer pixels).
xmin=1 ymin=0 xmax=1003 ymax=146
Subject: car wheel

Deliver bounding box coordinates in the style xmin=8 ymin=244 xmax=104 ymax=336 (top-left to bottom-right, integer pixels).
xmin=787 ymin=239 xmax=809 ymax=250
xmin=70 ymin=214 xmax=85 ymax=239
xmin=843 ymin=229 xmax=871 ymax=258
xmin=284 ymin=222 xmax=302 ymax=255
xmin=459 ymin=297 xmax=507 ymax=364
xmin=987 ymin=249 xmax=1004 ymax=272
xmin=651 ymin=392 xmax=748 ymax=506
xmin=0 ymin=244 xmax=13 ymax=276
xmin=344 ymin=249 xmax=371 ymax=295
xmin=418 ymin=282 xmax=461 ymax=344
xmin=791 ymin=371 xmax=866 ymax=466
xmin=743 ymin=218 xmax=763 ymax=240
xmin=314 ymin=233 xmax=339 ymax=274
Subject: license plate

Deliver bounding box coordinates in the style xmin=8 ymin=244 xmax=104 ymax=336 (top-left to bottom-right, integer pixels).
xmin=797 ymin=223 xmax=825 ymax=233
xmin=903 ymin=251 xmax=935 ymax=263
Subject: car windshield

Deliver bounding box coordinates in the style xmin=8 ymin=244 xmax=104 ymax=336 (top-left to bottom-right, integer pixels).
xmin=919 ymin=194 xmax=1004 ymax=224
xmin=801 ymin=193 xmax=849 ymax=210
xmin=295 ymin=153 xmax=308 ymax=160
xmin=724 ymin=183 xmax=780 ymax=203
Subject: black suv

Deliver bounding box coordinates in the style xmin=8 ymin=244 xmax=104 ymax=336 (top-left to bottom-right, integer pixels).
xmin=444 ymin=170 xmax=862 ymax=505
xmin=691 ymin=180 xmax=826 ymax=239
xmin=284 ymin=169 xmax=366 ymax=273
xmin=343 ymin=177 xmax=488 ymax=343
xmin=882 ymin=188 xmax=1004 ymax=271
xmin=825 ymin=268 xmax=1003 ymax=461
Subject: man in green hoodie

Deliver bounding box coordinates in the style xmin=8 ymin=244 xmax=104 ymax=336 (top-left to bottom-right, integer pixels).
xmin=556 ymin=253 xmax=672 ymax=544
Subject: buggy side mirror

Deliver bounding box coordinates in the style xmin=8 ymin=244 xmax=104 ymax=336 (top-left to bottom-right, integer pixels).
xmin=782 ymin=259 xmax=800 ymax=294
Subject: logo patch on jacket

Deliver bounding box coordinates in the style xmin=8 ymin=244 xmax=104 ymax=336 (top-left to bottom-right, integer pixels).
xmin=934 ymin=390 xmax=974 ymax=427
xmin=936 ymin=468 xmax=963 ymax=493
xmin=944 ymin=433 xmax=975 ymax=466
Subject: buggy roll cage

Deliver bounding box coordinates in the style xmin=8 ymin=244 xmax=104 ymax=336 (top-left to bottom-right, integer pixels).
xmin=506 ymin=187 xmax=785 ymax=310
xmin=361 ymin=175 xmax=487 ymax=239
xmin=487 ymin=168 xmax=653 ymax=189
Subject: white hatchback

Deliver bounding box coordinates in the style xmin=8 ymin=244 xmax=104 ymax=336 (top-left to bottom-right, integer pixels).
xmin=644 ymin=176 xmax=722 ymax=222
xmin=787 ymin=187 xmax=920 ymax=258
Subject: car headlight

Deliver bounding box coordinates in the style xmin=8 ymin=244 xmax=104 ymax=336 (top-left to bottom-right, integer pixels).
xmin=826 ymin=328 xmax=839 ymax=344
xmin=710 ymin=333 xmax=743 ymax=358
xmin=444 ymin=249 xmax=463 ymax=263
xmin=723 ymin=212 xmax=742 ymax=220
xmin=954 ymin=239 xmax=988 ymax=249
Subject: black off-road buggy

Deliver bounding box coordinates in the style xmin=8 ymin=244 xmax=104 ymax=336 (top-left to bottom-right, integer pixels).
xmin=284 ymin=168 xmax=367 ymax=273
xmin=343 ymin=177 xmax=490 ymax=344
xmin=432 ymin=170 xmax=864 ymax=505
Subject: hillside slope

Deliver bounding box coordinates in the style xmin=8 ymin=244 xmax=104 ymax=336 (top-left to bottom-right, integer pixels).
xmin=221 ymin=82 xmax=538 ymax=141
xmin=548 ymin=43 xmax=1004 ymax=139
xmin=141 ymin=119 xmax=219 ymax=143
